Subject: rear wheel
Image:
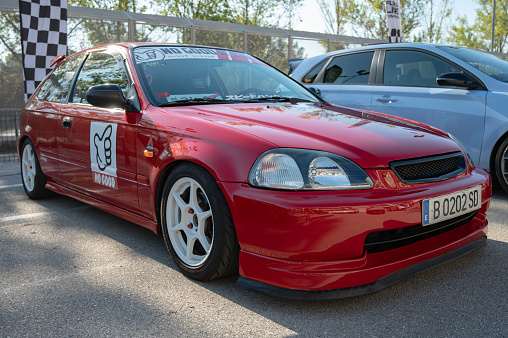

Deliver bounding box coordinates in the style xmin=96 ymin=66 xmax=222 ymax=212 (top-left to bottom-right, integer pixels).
xmin=20 ymin=138 xmax=51 ymax=199
xmin=494 ymin=137 xmax=508 ymax=194
xmin=160 ymin=163 xmax=239 ymax=281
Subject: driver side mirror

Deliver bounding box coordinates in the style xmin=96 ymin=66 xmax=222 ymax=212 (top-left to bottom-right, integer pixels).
xmin=308 ymin=87 xmax=322 ymax=98
xmin=86 ymin=84 xmax=140 ymax=112
xmin=436 ymin=72 xmax=480 ymax=90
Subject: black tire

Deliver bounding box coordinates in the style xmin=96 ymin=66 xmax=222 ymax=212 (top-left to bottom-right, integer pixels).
xmin=494 ymin=137 xmax=508 ymax=194
xmin=160 ymin=163 xmax=239 ymax=281
xmin=20 ymin=138 xmax=51 ymax=199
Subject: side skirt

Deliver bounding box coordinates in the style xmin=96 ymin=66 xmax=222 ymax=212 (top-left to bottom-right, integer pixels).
xmin=45 ymin=181 xmax=159 ymax=234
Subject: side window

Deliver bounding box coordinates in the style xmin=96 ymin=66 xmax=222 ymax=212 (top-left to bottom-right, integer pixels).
xmin=301 ymin=58 xmax=328 ymax=84
xmin=321 ymin=52 xmax=374 ymax=84
xmin=37 ymin=53 xmax=85 ymax=103
xmin=383 ymin=50 xmax=461 ymax=87
xmin=72 ymin=51 xmax=130 ymax=104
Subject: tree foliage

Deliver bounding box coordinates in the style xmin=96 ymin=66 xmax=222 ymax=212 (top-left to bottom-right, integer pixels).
xmin=0 ymin=12 xmax=23 ymax=108
xmin=0 ymin=56 xmax=24 ymax=109
xmin=414 ymin=0 xmax=453 ymax=43
xmin=346 ymin=0 xmax=430 ymax=40
xmin=451 ymin=0 xmax=508 ymax=53
xmin=316 ymin=0 xmax=357 ymax=35
xmin=317 ymin=0 xmax=454 ymax=43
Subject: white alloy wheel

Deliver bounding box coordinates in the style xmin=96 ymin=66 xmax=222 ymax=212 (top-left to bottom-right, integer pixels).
xmin=22 ymin=143 xmax=36 ymax=192
xmin=166 ymin=177 xmax=214 ymax=267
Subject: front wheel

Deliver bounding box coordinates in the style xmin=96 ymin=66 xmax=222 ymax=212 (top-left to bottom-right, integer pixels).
xmin=160 ymin=163 xmax=239 ymax=281
xmin=494 ymin=137 xmax=508 ymax=194
xmin=20 ymin=138 xmax=51 ymax=199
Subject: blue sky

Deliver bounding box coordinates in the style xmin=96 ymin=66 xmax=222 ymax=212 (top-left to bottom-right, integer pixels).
xmin=294 ymin=0 xmax=479 ymax=34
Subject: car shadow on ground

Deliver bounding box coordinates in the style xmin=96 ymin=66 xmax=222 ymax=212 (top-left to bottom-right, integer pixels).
xmin=197 ymin=239 xmax=507 ymax=336
xmin=2 ymin=182 xmax=507 ymax=336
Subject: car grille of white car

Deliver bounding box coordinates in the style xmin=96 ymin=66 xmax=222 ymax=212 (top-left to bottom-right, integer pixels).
xmin=364 ymin=211 xmax=476 ymax=253
xmin=390 ymin=152 xmax=466 ymax=184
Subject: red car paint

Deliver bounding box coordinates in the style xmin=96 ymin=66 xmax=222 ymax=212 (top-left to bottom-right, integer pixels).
xmin=19 ymin=43 xmax=491 ymax=297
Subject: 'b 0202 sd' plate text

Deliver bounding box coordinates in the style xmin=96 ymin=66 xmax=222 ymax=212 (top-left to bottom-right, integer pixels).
xmin=422 ymin=186 xmax=482 ymax=226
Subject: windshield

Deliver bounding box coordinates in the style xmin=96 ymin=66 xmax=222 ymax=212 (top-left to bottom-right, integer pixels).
xmin=438 ymin=46 xmax=508 ymax=82
xmin=132 ymin=46 xmax=319 ymax=106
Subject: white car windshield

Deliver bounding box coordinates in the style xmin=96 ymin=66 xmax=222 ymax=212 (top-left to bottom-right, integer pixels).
xmin=132 ymin=46 xmax=320 ymax=106
xmin=439 ymin=46 xmax=508 ymax=83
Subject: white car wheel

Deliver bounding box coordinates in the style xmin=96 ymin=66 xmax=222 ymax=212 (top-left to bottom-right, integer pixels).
xmin=160 ymin=163 xmax=239 ymax=281
xmin=166 ymin=176 xmax=214 ymax=267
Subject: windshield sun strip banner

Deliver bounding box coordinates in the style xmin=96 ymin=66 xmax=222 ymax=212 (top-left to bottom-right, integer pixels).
xmin=133 ymin=46 xmax=264 ymax=65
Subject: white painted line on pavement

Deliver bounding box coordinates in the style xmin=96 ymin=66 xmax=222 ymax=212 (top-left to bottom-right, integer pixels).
xmin=0 ymin=184 xmax=23 ymax=189
xmin=0 ymin=206 xmax=90 ymax=223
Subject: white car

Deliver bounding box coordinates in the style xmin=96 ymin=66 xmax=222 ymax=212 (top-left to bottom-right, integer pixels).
xmin=291 ymin=43 xmax=508 ymax=192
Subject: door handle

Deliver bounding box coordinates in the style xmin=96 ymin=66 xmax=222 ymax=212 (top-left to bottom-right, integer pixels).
xmin=375 ymin=97 xmax=398 ymax=103
xmin=62 ymin=116 xmax=72 ymax=128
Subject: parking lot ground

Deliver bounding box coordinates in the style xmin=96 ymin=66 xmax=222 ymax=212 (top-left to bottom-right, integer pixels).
xmin=1 ymin=161 xmax=507 ymax=337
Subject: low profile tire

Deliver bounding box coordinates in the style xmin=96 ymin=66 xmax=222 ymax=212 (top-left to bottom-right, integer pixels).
xmin=494 ymin=137 xmax=508 ymax=194
xmin=160 ymin=163 xmax=239 ymax=281
xmin=20 ymin=138 xmax=51 ymax=199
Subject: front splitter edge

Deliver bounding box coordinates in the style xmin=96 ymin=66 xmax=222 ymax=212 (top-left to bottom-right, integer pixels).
xmin=236 ymin=236 xmax=487 ymax=301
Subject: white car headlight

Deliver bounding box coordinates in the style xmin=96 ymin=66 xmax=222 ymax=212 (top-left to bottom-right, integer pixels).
xmin=249 ymin=149 xmax=373 ymax=190
xmin=249 ymin=153 xmax=304 ymax=189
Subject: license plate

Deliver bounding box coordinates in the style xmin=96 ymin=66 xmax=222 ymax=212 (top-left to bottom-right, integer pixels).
xmin=422 ymin=186 xmax=482 ymax=226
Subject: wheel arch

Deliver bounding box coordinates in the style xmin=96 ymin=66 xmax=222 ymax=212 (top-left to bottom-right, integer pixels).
xmin=17 ymin=134 xmax=30 ymax=158
xmin=153 ymin=159 xmax=223 ymax=234
xmin=489 ymin=129 xmax=508 ymax=175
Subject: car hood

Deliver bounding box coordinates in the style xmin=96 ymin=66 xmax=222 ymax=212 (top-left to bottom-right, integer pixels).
xmin=162 ymin=102 xmax=461 ymax=168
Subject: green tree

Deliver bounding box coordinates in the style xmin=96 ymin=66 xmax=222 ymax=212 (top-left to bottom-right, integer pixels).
xmin=349 ymin=0 xmax=431 ymax=41
xmin=415 ymin=0 xmax=454 ymax=43
xmin=0 ymin=12 xmax=23 ymax=108
xmin=154 ymin=0 xmax=234 ymax=21
xmin=451 ymin=0 xmax=508 ymax=52
xmin=317 ymin=0 xmax=357 ymax=35
xmin=0 ymin=56 xmax=24 ymax=109
xmin=0 ymin=12 xmax=21 ymax=63
xmin=68 ymin=0 xmax=148 ymax=49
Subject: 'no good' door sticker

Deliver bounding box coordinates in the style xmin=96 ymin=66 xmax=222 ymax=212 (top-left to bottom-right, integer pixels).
xmin=90 ymin=121 xmax=118 ymax=190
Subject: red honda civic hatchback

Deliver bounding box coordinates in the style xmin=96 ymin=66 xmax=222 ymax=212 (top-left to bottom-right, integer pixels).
xmin=19 ymin=43 xmax=491 ymax=300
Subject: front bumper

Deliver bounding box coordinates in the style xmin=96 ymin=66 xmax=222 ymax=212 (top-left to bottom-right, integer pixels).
xmin=237 ymin=236 xmax=487 ymax=300
xmin=219 ymin=167 xmax=491 ymax=299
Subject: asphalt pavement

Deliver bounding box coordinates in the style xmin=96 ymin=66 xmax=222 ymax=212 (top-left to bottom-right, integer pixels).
xmin=1 ymin=160 xmax=507 ymax=337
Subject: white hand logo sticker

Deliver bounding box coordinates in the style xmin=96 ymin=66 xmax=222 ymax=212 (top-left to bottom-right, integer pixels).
xmin=90 ymin=122 xmax=118 ymax=190
xmin=94 ymin=124 xmax=112 ymax=171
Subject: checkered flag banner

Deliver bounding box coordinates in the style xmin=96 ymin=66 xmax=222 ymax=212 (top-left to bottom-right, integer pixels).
xmin=386 ymin=0 xmax=402 ymax=43
xmin=19 ymin=0 xmax=68 ymax=102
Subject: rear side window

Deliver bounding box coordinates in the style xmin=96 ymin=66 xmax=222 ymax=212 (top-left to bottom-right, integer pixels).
xmin=37 ymin=53 xmax=85 ymax=103
xmin=301 ymin=58 xmax=328 ymax=84
xmin=383 ymin=50 xmax=461 ymax=87
xmin=321 ymin=52 xmax=374 ymax=84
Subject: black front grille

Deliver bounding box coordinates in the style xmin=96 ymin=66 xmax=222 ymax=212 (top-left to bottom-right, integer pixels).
xmin=364 ymin=211 xmax=476 ymax=253
xmin=390 ymin=152 xmax=466 ymax=184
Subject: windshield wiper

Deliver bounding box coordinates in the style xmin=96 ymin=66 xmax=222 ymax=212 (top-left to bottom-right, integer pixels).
xmin=159 ymin=97 xmax=234 ymax=107
xmin=241 ymin=96 xmax=314 ymax=103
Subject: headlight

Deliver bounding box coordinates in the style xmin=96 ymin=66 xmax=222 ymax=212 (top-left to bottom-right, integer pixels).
xmin=448 ymin=133 xmax=475 ymax=168
xmin=248 ymin=149 xmax=373 ymax=190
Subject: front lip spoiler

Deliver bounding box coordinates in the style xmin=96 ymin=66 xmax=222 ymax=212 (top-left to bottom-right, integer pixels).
xmin=236 ymin=236 xmax=487 ymax=301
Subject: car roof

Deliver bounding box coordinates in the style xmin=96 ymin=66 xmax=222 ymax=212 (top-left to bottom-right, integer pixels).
xmin=59 ymin=42 xmax=252 ymax=69
xmin=313 ymin=42 xmax=459 ymax=59
xmin=74 ymin=42 xmax=247 ymax=54
xmin=290 ymin=42 xmax=470 ymax=79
